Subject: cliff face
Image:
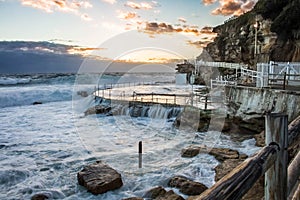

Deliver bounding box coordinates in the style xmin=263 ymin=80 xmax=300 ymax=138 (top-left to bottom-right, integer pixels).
xmin=201 ymin=0 xmax=300 ymax=67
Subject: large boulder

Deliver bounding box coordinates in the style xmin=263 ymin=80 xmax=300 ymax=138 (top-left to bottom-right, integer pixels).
xmin=77 ymin=161 xmax=123 ymax=195
xmin=168 ymin=176 xmax=208 ymax=195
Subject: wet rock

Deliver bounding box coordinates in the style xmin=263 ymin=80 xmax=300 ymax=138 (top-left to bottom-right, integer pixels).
xmin=181 ymin=145 xmax=240 ymax=161
xmin=77 ymin=91 xmax=89 ymax=97
xmin=209 ymin=147 xmax=240 ymax=162
xmin=143 ymin=186 xmax=184 ymax=200
xmin=77 ymin=161 xmax=123 ymax=195
xmin=181 ymin=146 xmax=200 ymax=158
xmin=168 ymin=176 xmax=208 ymax=195
xmin=31 ymin=193 xmax=49 ymax=200
xmin=84 ymin=105 xmax=111 ymax=116
xmin=32 ymin=101 xmax=42 ymax=105
xmin=143 ymin=186 xmax=166 ymax=199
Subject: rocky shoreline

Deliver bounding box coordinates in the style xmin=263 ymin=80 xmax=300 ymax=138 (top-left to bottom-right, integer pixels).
xmin=74 ymin=146 xmax=254 ymax=200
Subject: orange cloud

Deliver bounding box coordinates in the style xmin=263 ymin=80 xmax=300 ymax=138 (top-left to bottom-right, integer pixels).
xmin=67 ymin=46 xmax=106 ymax=56
xmin=202 ymin=0 xmax=217 ymax=5
xmin=117 ymin=11 xmax=139 ymax=20
xmin=211 ymin=0 xmax=258 ymax=16
xmin=140 ymin=21 xmax=211 ymax=37
xmin=186 ymin=27 xmax=217 ymax=48
xmin=124 ymin=1 xmax=154 ymax=10
xmin=20 ymin=0 xmax=93 ymax=20
xmin=187 ymin=40 xmax=211 ymax=48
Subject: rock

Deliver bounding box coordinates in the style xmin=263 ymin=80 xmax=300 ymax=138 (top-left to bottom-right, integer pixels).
xmin=77 ymin=161 xmax=123 ymax=195
xmin=84 ymin=105 xmax=111 ymax=116
xmin=214 ymin=159 xmax=245 ymax=181
xmin=156 ymin=190 xmax=185 ymax=200
xmin=77 ymin=91 xmax=89 ymax=97
xmin=143 ymin=186 xmax=166 ymax=199
xmin=181 ymin=145 xmax=240 ymax=162
xmin=122 ymin=198 xmax=143 ymax=200
xmin=31 ymin=194 xmax=49 ymax=200
xmin=181 ymin=146 xmax=200 ymax=158
xmin=32 ymin=101 xmax=42 ymax=105
xmin=209 ymin=147 xmax=240 ymax=162
xmin=143 ymin=186 xmax=184 ymax=200
xmin=254 ymin=131 xmax=265 ymax=147
xmin=168 ymin=176 xmax=208 ymax=195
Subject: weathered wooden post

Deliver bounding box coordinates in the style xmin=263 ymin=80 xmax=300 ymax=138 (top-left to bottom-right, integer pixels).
xmin=265 ymin=113 xmax=288 ymax=200
xmin=205 ymin=95 xmax=208 ymax=110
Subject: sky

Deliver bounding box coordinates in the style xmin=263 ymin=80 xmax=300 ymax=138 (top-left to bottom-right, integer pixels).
xmin=0 ymin=0 xmax=258 ymax=63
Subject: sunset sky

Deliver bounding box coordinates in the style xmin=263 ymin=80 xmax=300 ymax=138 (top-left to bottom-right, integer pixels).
xmin=0 ymin=0 xmax=258 ymax=62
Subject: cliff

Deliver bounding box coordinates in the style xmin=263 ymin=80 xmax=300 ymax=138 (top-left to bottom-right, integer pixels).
xmin=200 ymin=0 xmax=300 ymax=67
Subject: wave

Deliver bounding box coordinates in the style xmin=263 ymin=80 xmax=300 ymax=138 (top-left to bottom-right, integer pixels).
xmin=0 ymin=74 xmax=76 ymax=86
xmin=0 ymin=76 xmax=31 ymax=85
xmin=0 ymin=85 xmax=74 ymax=108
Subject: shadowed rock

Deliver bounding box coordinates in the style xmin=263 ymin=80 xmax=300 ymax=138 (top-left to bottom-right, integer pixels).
xmin=143 ymin=186 xmax=184 ymax=200
xmin=31 ymin=194 xmax=49 ymax=200
xmin=77 ymin=161 xmax=123 ymax=195
xmin=168 ymin=176 xmax=208 ymax=195
xmin=84 ymin=105 xmax=111 ymax=116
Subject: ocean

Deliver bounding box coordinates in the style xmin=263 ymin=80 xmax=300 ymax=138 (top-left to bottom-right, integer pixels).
xmin=0 ymin=73 xmax=260 ymax=199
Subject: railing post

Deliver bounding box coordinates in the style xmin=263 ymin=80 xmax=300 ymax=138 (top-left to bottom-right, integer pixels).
xmin=205 ymin=95 xmax=208 ymax=110
xmin=265 ymin=113 xmax=288 ymax=200
xmin=283 ymin=72 xmax=287 ymax=90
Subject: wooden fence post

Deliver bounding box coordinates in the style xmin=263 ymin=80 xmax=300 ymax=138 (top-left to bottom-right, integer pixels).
xmin=265 ymin=113 xmax=288 ymax=200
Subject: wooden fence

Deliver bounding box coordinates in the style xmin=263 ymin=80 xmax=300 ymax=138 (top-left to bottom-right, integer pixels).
xmin=196 ymin=113 xmax=300 ymax=200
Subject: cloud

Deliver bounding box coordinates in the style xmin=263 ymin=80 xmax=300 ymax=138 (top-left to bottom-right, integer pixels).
xmin=178 ymin=17 xmax=187 ymax=23
xmin=186 ymin=27 xmax=217 ymax=48
xmin=81 ymin=13 xmax=92 ymax=21
xmin=20 ymin=0 xmax=93 ymax=20
xmin=139 ymin=21 xmax=216 ymax=38
xmin=202 ymin=0 xmax=217 ymax=5
xmin=206 ymin=0 xmax=258 ymax=16
xmin=102 ymin=0 xmax=116 ymax=4
xmin=117 ymin=11 xmax=139 ymax=20
xmin=124 ymin=1 xmax=154 ymax=10
xmin=187 ymin=40 xmax=211 ymax=48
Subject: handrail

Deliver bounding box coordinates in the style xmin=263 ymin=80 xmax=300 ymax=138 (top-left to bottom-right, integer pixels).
xmin=194 ymin=113 xmax=300 ymax=200
xmin=197 ymin=144 xmax=279 ymax=200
